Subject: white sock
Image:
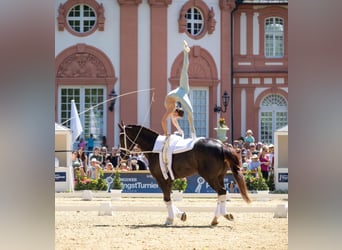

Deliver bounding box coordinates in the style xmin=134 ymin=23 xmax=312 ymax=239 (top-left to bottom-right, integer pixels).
xmin=173 ymin=205 xmax=184 ymax=219
xmin=165 ymin=201 xmax=174 ymax=219
xmin=214 ymin=194 xmax=227 ymax=217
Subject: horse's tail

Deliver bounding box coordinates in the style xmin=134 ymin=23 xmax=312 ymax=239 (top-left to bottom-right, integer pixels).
xmin=224 ymin=149 xmax=251 ymax=204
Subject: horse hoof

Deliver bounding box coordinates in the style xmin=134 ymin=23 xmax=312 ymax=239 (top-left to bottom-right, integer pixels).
xmin=181 ymin=212 xmax=187 ymax=221
xmin=211 ymin=217 xmax=219 ymax=226
xmin=224 ymin=213 xmax=234 ymax=221
xmin=165 ymin=218 xmax=174 ymax=226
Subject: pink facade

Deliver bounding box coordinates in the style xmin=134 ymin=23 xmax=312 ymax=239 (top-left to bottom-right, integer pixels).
xmin=55 ymin=0 xmax=288 ymax=148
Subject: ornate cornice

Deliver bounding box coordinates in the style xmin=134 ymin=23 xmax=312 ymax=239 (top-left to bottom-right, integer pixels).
xmin=219 ymin=0 xmax=236 ymax=11
xmin=208 ymin=7 xmax=216 ymax=34
xmin=178 ymin=8 xmax=187 ymax=33
xmin=117 ymin=0 xmax=142 ymax=6
xmin=148 ymin=0 xmax=172 ymax=7
xmin=56 ymin=44 xmax=116 ymax=80
xmin=57 ymin=53 xmax=107 ymax=78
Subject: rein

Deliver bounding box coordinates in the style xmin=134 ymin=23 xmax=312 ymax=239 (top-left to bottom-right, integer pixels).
xmin=119 ymin=126 xmax=155 ymax=157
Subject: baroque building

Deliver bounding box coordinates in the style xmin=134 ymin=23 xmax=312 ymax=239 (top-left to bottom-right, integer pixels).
xmin=55 ymin=0 xmax=288 ymax=148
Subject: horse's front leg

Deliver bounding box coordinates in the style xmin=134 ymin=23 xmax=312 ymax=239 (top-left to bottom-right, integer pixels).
xmin=162 ymin=180 xmax=187 ymax=226
xmin=163 ymin=190 xmax=173 ymax=225
xmin=165 ymin=199 xmax=187 ymax=226
xmin=159 ymin=179 xmax=174 ymax=225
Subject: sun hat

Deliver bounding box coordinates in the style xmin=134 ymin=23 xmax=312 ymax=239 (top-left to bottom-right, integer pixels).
xmin=251 ymin=154 xmax=259 ymax=159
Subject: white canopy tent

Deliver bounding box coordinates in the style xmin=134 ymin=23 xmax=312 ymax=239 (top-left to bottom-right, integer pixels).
xmin=55 ymin=123 xmax=74 ymax=192
xmin=274 ymin=125 xmax=288 ymax=190
xmin=55 ymin=123 xmax=72 ymax=167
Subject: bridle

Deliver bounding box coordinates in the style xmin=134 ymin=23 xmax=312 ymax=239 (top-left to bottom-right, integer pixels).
xmin=119 ymin=126 xmax=136 ymax=159
xmin=119 ymin=125 xmax=155 ymax=157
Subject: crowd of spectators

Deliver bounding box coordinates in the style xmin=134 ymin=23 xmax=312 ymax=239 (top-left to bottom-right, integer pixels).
xmin=71 ymin=130 xmax=275 ymax=188
xmin=71 ymin=138 xmax=150 ymax=180
xmin=225 ymin=129 xmax=275 ymax=193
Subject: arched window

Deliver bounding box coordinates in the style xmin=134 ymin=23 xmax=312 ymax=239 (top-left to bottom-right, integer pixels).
xmin=265 ymin=17 xmax=284 ymax=57
xmin=261 ymin=94 xmax=287 ymax=107
xmin=259 ymin=94 xmax=288 ymax=144
xmin=56 ymin=44 xmax=117 ymax=147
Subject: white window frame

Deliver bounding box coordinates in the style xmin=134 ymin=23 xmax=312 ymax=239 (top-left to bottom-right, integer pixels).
xmin=186 ymin=7 xmax=204 ymax=36
xmin=258 ymin=94 xmax=288 ymax=144
xmin=264 ymin=17 xmax=284 ymax=58
xmin=178 ymin=88 xmax=209 ymax=138
xmin=58 ymin=86 xmax=107 ymax=144
xmin=67 ymin=4 xmax=97 ymax=33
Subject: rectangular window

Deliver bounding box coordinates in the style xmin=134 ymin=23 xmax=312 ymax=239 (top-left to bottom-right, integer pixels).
xmin=84 ymin=88 xmax=104 ymax=139
xmin=276 ymin=111 xmax=288 ymax=130
xmin=178 ymin=88 xmax=208 ymax=138
xmin=260 ymin=111 xmax=273 ymax=144
xmin=265 ymin=17 xmax=284 ymax=58
xmin=60 ymin=88 xmax=80 ymax=128
xmin=260 ymin=110 xmax=288 ymax=144
xmin=59 ymin=86 xmax=106 ymax=143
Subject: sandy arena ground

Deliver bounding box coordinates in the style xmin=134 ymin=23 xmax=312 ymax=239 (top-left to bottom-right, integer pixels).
xmin=55 ymin=193 xmax=288 ymax=250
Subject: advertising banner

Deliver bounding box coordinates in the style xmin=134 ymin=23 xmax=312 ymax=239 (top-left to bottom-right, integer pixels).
xmin=103 ymin=171 xmax=236 ymax=193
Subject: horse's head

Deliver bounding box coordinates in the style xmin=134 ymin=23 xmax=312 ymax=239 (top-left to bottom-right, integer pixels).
xmin=118 ymin=122 xmax=159 ymax=158
xmin=119 ymin=122 xmax=138 ymax=159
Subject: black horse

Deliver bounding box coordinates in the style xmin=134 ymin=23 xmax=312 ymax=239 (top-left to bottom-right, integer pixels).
xmin=119 ymin=123 xmax=251 ymax=226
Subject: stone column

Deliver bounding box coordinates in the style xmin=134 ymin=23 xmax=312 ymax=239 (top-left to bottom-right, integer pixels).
xmin=148 ymin=0 xmax=171 ymax=133
xmin=117 ymin=0 xmax=142 ymax=124
xmin=219 ymin=0 xmax=236 ymax=141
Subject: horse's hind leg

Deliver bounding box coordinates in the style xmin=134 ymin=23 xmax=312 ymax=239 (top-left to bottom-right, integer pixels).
xmin=208 ymin=177 xmax=234 ymax=226
xmin=211 ymin=194 xmax=234 ymax=226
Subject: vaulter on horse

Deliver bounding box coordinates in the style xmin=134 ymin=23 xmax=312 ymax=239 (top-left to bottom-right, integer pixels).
xmin=119 ymin=124 xmax=251 ymax=226
xmin=161 ymin=40 xmax=196 ymax=139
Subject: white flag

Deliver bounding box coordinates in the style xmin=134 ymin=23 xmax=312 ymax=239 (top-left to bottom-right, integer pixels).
xmin=70 ymin=100 xmax=83 ymax=143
